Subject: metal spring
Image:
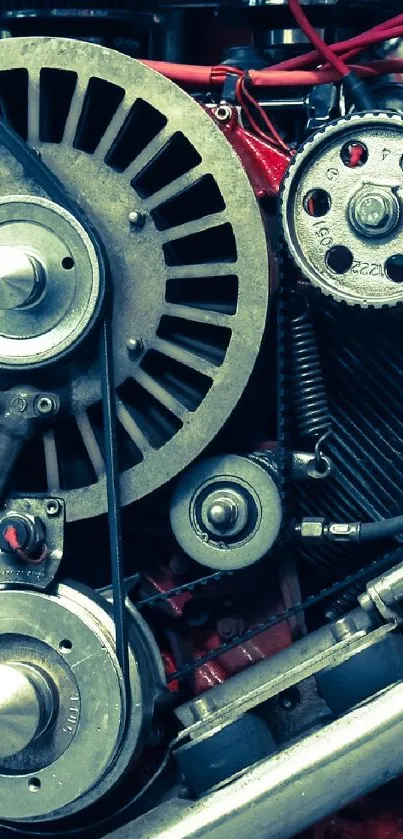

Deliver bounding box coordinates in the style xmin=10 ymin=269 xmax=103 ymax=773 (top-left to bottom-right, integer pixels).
xmin=324 ymin=584 xmax=363 ymax=620
xmin=290 ymin=293 xmax=332 ymax=440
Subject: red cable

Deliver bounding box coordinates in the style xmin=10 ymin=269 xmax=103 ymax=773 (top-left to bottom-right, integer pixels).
xmin=271 ymin=15 xmax=403 ymax=72
xmin=140 ymin=58 xmax=403 ymax=88
xmin=3 ymin=524 xmax=48 ymax=565
xmin=287 ymin=0 xmax=350 ymax=78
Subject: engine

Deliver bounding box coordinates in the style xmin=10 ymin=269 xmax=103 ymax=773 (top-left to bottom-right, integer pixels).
xmin=1 ymin=3 xmax=403 ymax=838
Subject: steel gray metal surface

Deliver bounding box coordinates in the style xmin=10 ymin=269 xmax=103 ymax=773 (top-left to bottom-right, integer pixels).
xmin=0 ymin=582 xmax=163 ymax=821
xmin=0 ymin=37 xmax=269 ymax=520
xmin=281 ymin=112 xmax=403 ymax=307
xmin=170 ymin=454 xmax=282 ymax=570
xmin=113 ymin=680 xmax=403 ymax=839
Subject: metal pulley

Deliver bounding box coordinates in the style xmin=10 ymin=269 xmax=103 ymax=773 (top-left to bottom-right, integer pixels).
xmin=0 ymin=36 xmax=269 ymax=522
xmin=0 ymin=582 xmax=165 ymax=822
xmin=170 ymin=453 xmax=282 ymax=570
xmin=280 ymin=112 xmax=403 ymax=307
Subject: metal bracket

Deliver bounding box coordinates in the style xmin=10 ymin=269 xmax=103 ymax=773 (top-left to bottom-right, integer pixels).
xmin=0 ymin=496 xmax=65 ymax=588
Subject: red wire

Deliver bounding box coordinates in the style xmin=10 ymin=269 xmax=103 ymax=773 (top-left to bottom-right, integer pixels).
xmin=236 ymin=76 xmax=290 ymax=152
xmin=3 ymin=524 xmax=48 ymax=565
xmin=271 ymin=15 xmax=403 ymax=71
xmin=287 ymin=0 xmax=350 ymax=78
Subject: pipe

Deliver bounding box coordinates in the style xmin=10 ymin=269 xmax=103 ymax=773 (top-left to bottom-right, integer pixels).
xmin=108 ymin=681 xmax=403 ymax=839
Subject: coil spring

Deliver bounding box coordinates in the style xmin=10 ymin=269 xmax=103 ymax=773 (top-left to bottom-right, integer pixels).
xmin=290 ymin=293 xmax=331 ymax=440
xmin=324 ymin=583 xmax=363 ymax=620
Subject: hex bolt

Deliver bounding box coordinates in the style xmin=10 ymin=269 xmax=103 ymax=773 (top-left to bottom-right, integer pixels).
xmin=128 ymin=210 xmax=146 ymax=229
xmin=35 ymin=395 xmax=59 ymax=417
xmin=349 ymin=186 xmax=400 ymax=238
xmin=126 ymin=337 xmax=144 ymax=357
xmin=207 ymin=498 xmax=238 ymax=530
xmin=45 ymin=499 xmax=61 ymax=517
xmin=331 ymin=615 xmax=358 ymax=642
xmin=200 ymin=487 xmax=249 ymax=538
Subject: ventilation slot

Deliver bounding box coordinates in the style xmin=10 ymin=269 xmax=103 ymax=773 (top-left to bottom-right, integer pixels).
xmin=40 ymin=68 xmax=77 ymax=143
xmin=87 ymin=401 xmax=143 ymax=469
xmin=117 ymin=378 xmax=182 ymax=449
xmin=163 ymin=223 xmax=237 ymax=267
xmin=105 ymin=98 xmax=167 ymax=172
xmin=0 ymin=69 xmax=28 ymax=139
xmin=141 ymin=350 xmax=212 ymax=412
xmin=13 ymin=437 xmax=47 ymax=493
xmin=132 ymin=132 xmax=201 ymax=199
xmin=158 ymin=316 xmax=231 ymax=366
xmin=166 ymin=274 xmax=238 ymax=315
xmin=73 ymin=77 xmax=125 ymax=155
xmin=54 ymin=418 xmax=98 ymax=489
xmin=151 ymin=175 xmax=225 ymax=231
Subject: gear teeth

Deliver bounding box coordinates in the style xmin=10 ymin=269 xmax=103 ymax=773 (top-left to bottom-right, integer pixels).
xmin=279 ymin=112 xmax=403 ymax=309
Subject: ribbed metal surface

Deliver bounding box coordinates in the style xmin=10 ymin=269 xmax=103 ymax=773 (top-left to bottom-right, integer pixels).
xmin=290 ymin=297 xmax=403 ymax=576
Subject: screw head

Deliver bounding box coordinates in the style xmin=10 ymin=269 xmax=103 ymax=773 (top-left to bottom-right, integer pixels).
xmin=126 ymin=337 xmax=144 ymax=356
xmin=10 ymin=395 xmax=27 ymax=414
xmin=128 ymin=210 xmax=146 ymax=229
xmin=35 ymin=395 xmax=58 ymax=417
xmin=45 ymin=499 xmax=61 ymax=517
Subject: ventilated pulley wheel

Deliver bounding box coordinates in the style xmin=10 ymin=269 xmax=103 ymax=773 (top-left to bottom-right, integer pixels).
xmin=0 ymin=37 xmax=269 ymax=521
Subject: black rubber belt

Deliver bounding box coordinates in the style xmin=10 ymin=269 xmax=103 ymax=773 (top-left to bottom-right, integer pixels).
xmin=0 ymin=119 xmax=130 ymax=695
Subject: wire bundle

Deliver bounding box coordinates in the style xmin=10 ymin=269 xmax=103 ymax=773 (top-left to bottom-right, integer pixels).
xmin=141 ymin=2 xmax=403 ymax=149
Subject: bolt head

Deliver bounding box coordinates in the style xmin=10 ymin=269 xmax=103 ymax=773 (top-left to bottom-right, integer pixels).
xmin=349 ymin=186 xmax=400 ymax=238
xmin=207 ymin=498 xmax=237 ymax=529
xmin=45 ymin=499 xmax=61 ymax=517
xmin=10 ymin=395 xmax=27 ymax=414
xmin=128 ymin=210 xmax=146 ymax=229
xmin=126 ymin=337 xmax=144 ymax=356
xmin=355 ymin=194 xmax=388 ymax=228
xmin=35 ymin=395 xmax=58 ymax=417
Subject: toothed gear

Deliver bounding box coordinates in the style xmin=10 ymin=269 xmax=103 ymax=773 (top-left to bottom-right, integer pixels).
xmin=280 ymin=112 xmax=403 ymax=308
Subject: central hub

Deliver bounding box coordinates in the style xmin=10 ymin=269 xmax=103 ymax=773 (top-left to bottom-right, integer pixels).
xmin=0 ymin=247 xmax=45 ymax=310
xmin=200 ymin=487 xmax=249 ymax=538
xmin=0 ymin=663 xmax=54 ymax=759
xmin=349 ymin=185 xmax=400 ymax=238
xmin=0 ymin=195 xmax=103 ymax=367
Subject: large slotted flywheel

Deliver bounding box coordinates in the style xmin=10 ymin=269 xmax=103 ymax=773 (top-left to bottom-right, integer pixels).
xmin=0 ymin=37 xmax=269 ymax=521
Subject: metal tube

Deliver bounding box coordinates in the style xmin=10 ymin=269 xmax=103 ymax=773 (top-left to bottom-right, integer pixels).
xmin=115 ymin=681 xmax=403 ymax=839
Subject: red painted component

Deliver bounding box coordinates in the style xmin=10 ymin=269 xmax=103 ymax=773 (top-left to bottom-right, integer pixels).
xmin=141 ymin=565 xmax=193 ymax=618
xmin=161 ymin=652 xmax=180 ymax=692
xmin=209 ymin=108 xmax=291 ymax=199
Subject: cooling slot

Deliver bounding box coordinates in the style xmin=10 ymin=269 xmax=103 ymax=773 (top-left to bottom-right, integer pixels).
xmin=163 ymin=222 xmax=237 ymax=266
xmin=166 ymin=274 xmax=238 ymax=315
xmin=0 ymin=69 xmax=28 ymax=139
xmin=105 ymin=98 xmax=167 ymax=172
xmin=132 ymin=132 xmax=201 ymax=199
xmin=117 ymin=377 xmax=183 ymax=449
xmin=40 ymin=68 xmax=77 ymax=143
xmin=87 ymin=400 xmax=144 ymax=470
xmin=141 ymin=350 xmax=212 ymax=412
xmin=73 ymin=76 xmax=125 ymax=154
xmin=54 ymin=417 xmax=98 ymax=490
xmin=157 ymin=316 xmax=231 ymax=366
xmin=151 ymin=174 xmax=225 ymax=231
